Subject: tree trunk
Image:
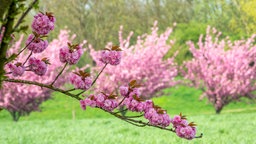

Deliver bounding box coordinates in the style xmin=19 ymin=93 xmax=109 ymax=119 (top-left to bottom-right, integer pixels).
xmin=215 ymin=107 xmax=223 ymax=114
xmin=10 ymin=111 xmax=20 ymax=122
xmin=0 ymin=0 xmax=17 ymax=87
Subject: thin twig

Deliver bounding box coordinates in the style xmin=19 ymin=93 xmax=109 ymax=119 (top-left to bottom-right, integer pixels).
xmin=23 ymin=51 xmax=32 ymax=65
xmin=13 ymin=0 xmax=39 ymax=31
xmin=51 ymin=62 xmax=68 ymax=86
xmin=91 ymin=63 xmax=108 ymax=86
xmin=118 ymin=97 xmax=126 ymax=106
xmin=123 ymin=119 xmax=147 ymax=127
xmin=76 ymin=63 xmax=108 ymax=96
xmin=125 ymin=114 xmax=144 ymax=118
xmin=3 ymin=78 xmax=81 ymax=101
xmin=65 ymin=88 xmax=76 ymax=92
xmin=113 ymin=108 xmax=128 ymax=114
xmin=5 ymin=36 xmax=36 ymax=65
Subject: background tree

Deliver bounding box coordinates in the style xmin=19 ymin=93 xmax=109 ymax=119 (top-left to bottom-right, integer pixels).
xmin=89 ymin=22 xmax=178 ymax=99
xmin=185 ymin=27 xmax=256 ymax=113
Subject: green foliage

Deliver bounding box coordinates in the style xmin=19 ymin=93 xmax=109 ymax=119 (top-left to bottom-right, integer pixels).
xmin=165 ymin=22 xmax=208 ymax=65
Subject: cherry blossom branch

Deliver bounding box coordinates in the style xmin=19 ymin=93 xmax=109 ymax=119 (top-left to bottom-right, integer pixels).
xmin=3 ymin=78 xmax=81 ymax=101
xmin=106 ymin=109 xmax=203 ymax=138
xmin=51 ymin=62 xmax=68 ymax=86
xmin=3 ymin=77 xmax=203 ymax=139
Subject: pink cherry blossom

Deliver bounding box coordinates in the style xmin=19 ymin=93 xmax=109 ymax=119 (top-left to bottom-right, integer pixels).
xmin=7 ymin=63 xmax=25 ymax=77
xmin=59 ymin=44 xmax=83 ymax=65
xmin=28 ymin=57 xmax=48 ymax=76
xmin=69 ymin=73 xmax=92 ymax=90
xmin=31 ymin=12 xmax=55 ymax=35
xmin=26 ymin=34 xmax=48 ymax=53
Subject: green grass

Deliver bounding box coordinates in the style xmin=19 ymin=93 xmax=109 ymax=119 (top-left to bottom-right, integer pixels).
xmin=0 ymin=85 xmax=256 ymax=143
xmin=0 ymin=113 xmax=255 ymax=144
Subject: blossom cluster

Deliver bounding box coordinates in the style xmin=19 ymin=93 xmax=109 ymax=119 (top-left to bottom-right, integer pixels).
xmin=59 ymin=43 xmax=83 ymax=65
xmin=26 ymin=34 xmax=48 ymax=53
xmin=120 ymin=84 xmax=171 ymax=127
xmin=7 ymin=12 xmax=56 ymax=77
xmin=100 ymin=46 xmax=122 ymax=65
xmin=80 ymin=93 xmax=118 ymax=111
xmin=32 ymin=12 xmax=56 ymax=35
xmin=28 ymin=57 xmax=49 ymax=76
xmin=69 ymin=71 xmax=92 ymax=91
xmin=171 ymin=114 xmax=197 ymax=140
xmin=7 ymin=63 xmax=25 ymax=77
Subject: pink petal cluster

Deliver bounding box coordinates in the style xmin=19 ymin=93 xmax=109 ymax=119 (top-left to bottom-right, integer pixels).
xmin=120 ymin=85 xmax=171 ymax=127
xmin=176 ymin=126 xmax=196 ymax=140
xmin=185 ymin=26 xmax=256 ymax=113
xmin=28 ymin=57 xmax=48 ymax=76
xmin=32 ymin=13 xmax=55 ymax=35
xmin=69 ymin=73 xmax=92 ymax=90
xmin=121 ymin=87 xmax=147 ymax=112
xmin=26 ymin=34 xmax=48 ymax=53
xmin=144 ymin=107 xmax=171 ymax=128
xmin=59 ymin=45 xmax=83 ymax=65
xmin=119 ymin=85 xmax=129 ymax=96
xmin=100 ymin=50 xmax=121 ymax=65
xmin=171 ymin=115 xmax=196 ymax=140
xmin=89 ymin=22 xmax=178 ymax=99
xmin=7 ymin=63 xmax=25 ymax=77
xmin=80 ymin=93 xmax=118 ymax=111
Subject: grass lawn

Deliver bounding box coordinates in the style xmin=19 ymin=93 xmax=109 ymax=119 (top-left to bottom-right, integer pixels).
xmin=0 ymin=85 xmax=256 ymax=143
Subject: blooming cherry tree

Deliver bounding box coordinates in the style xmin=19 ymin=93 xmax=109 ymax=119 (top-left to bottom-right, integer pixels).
xmin=89 ymin=22 xmax=178 ymax=99
xmin=185 ymin=26 xmax=256 ymax=113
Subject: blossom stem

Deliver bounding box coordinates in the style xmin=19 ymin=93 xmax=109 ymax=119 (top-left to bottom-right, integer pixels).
xmin=51 ymin=62 xmax=68 ymax=86
xmin=92 ymin=63 xmax=108 ymax=86
xmin=23 ymin=51 xmax=33 ymax=65
xmin=76 ymin=63 xmax=108 ymax=96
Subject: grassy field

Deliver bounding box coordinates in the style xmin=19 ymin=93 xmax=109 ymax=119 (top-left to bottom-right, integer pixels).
xmin=0 ymin=86 xmax=256 ymax=144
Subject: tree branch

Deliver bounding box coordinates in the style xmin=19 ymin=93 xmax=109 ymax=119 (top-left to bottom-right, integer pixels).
xmin=3 ymin=78 xmax=81 ymax=101
xmin=3 ymin=77 xmax=203 ymax=139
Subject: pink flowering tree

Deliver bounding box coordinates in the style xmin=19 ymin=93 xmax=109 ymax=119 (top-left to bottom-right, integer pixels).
xmin=89 ymin=21 xmax=178 ymax=99
xmin=185 ymin=26 xmax=256 ymax=113
xmin=0 ymin=1 xmax=202 ymax=140
xmin=0 ymin=30 xmax=77 ymax=121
